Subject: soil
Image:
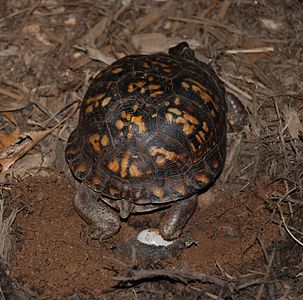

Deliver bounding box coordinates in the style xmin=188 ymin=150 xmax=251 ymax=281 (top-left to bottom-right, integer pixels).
xmin=9 ymin=173 xmax=280 ymax=299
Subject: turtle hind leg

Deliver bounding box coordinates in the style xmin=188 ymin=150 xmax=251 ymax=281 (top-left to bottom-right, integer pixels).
xmin=74 ymin=183 xmax=121 ymax=242
xmin=159 ymin=194 xmax=198 ymax=240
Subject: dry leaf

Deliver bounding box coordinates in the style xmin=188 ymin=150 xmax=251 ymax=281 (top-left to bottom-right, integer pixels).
xmin=0 ymin=128 xmax=54 ymax=173
xmin=0 ymin=104 xmax=77 ymax=173
xmin=283 ymin=106 xmax=303 ymax=139
xmin=132 ymin=33 xmax=170 ymax=53
xmin=0 ymin=81 xmax=30 ymax=111
xmin=85 ymin=47 xmax=116 ymax=65
xmin=135 ymin=0 xmax=173 ymax=33
xmin=0 ymin=128 xmax=20 ymax=150
xmin=132 ymin=33 xmax=198 ymax=54
xmin=0 ymin=112 xmax=20 ymax=149
xmin=260 ymin=19 xmax=282 ymax=31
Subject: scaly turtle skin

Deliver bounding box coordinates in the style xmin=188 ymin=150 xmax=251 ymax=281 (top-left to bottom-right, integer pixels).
xmin=66 ymin=42 xmax=227 ymax=241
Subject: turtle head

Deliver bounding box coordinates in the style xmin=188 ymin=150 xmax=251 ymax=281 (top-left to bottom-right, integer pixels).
xmin=168 ymin=42 xmax=195 ymax=60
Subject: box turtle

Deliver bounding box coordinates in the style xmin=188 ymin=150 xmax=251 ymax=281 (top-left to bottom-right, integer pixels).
xmin=66 ymin=42 xmax=228 ymax=242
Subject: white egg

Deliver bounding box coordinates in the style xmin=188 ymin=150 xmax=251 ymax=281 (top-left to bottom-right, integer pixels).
xmin=137 ymin=228 xmax=174 ymax=247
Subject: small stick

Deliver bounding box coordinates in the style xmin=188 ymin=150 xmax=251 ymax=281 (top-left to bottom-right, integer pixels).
xmin=255 ymin=250 xmax=275 ymax=300
xmin=225 ymin=47 xmax=274 ymax=54
xmin=113 ymin=266 xmax=264 ymax=292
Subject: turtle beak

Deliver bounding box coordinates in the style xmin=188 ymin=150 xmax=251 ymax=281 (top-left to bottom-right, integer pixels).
xmin=116 ymin=199 xmax=133 ymax=219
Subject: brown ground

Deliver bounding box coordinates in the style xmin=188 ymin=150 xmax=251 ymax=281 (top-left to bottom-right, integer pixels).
xmin=9 ymin=173 xmax=280 ymax=299
xmin=0 ymin=0 xmax=302 ymax=299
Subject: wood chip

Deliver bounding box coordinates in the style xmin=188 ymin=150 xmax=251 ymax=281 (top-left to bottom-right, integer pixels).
xmin=132 ymin=33 xmax=173 ymax=53
xmin=78 ymin=16 xmax=110 ymax=46
xmin=283 ymin=106 xmax=303 ymax=139
xmin=135 ymin=0 xmax=174 ymax=33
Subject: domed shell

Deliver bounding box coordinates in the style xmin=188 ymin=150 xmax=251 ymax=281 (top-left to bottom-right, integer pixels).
xmin=66 ymin=44 xmax=227 ymax=208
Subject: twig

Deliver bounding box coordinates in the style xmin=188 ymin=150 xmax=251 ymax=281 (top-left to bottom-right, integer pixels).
xmin=225 ymin=47 xmax=274 ymax=54
xmin=255 ymin=249 xmax=275 ymax=300
xmin=113 ymin=266 xmax=263 ymax=292
xmin=277 ymin=203 xmax=303 ymax=247
xmin=168 ymin=16 xmax=243 ymax=35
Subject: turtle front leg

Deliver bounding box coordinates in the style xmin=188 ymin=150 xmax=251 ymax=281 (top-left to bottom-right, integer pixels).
xmin=74 ymin=183 xmax=121 ymax=242
xmin=159 ymin=194 xmax=198 ymax=240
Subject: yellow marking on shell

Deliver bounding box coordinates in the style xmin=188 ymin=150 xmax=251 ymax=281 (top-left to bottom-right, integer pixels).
xmin=101 ymin=135 xmax=109 ymax=146
xmin=128 ymin=81 xmax=145 ymax=93
xmin=183 ymin=122 xmax=195 ymax=135
xmin=88 ymin=134 xmax=101 ymax=152
xmin=92 ymin=176 xmax=101 ymax=186
xmin=164 ymin=100 xmax=170 ymax=106
xmin=176 ymin=116 xmax=185 ymax=124
xmin=184 ymin=112 xmax=199 ymax=125
xmin=165 ymin=113 xmax=173 ymax=122
xmin=190 ymin=142 xmax=196 ymax=152
xmin=150 ymin=91 xmax=164 ymax=97
xmin=198 ymin=131 xmax=206 ymax=142
xmin=133 ymin=104 xmax=139 ymax=112
xmin=174 ymin=97 xmax=181 ymax=105
xmin=142 ymin=62 xmax=149 ymax=68
xmin=85 ymin=105 xmax=94 ymax=113
xmin=111 ymin=67 xmax=123 ymax=74
xmin=186 ymin=77 xmax=215 ymax=103
xmin=191 ymin=85 xmax=212 ymax=103
xmin=131 ymin=115 xmax=146 ymax=133
xmin=148 ymin=84 xmax=161 ymax=90
xmin=163 ymin=68 xmax=173 ymax=73
xmin=140 ymin=87 xmax=147 ymax=94
xmin=149 ymin=146 xmax=162 ymax=156
xmin=153 ymin=187 xmax=164 ymax=199
xmin=86 ymin=93 xmax=106 ymax=105
xmin=127 ymin=132 xmax=133 ymax=140
xmin=187 ymin=78 xmax=211 ymax=93
xmin=115 ymin=120 xmax=124 ymax=130
xmin=101 ymin=97 xmax=111 ymax=107
xmin=181 ymin=81 xmax=190 ymax=90
xmin=107 ymin=160 xmax=119 ymax=172
xmin=129 ymin=163 xmax=142 ymax=177
xmin=155 ymin=155 xmax=166 ymax=167
xmin=154 ymin=61 xmax=168 ymax=67
xmin=75 ymin=163 xmax=87 ymax=173
xmin=202 ymin=121 xmax=209 ymax=132
xmin=213 ymin=160 xmax=219 ymax=169
xmin=120 ymin=152 xmax=130 ymax=178
xmin=211 ymin=109 xmax=216 ymax=118
xmin=121 ymin=111 xmax=132 ymax=121
xmin=175 ymin=112 xmax=198 ymax=135
xmin=195 ymin=174 xmax=210 ymax=185
xmin=168 ymin=107 xmax=182 ymax=115
xmin=174 ymin=183 xmax=186 ymax=196
xmin=149 ymin=146 xmax=178 ymax=164
xmin=195 ymin=133 xmax=203 ymax=144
